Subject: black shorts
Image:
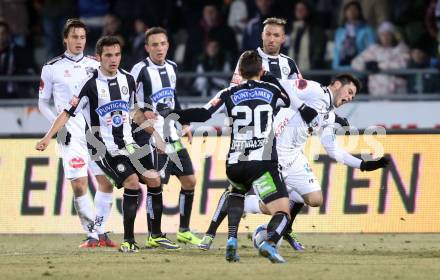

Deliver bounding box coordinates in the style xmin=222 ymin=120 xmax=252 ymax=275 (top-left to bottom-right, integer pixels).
xmin=156 ymin=141 xmax=194 ymax=184
xmin=226 ymin=161 xmax=288 ymax=204
xmin=96 ymin=146 xmax=156 ymax=189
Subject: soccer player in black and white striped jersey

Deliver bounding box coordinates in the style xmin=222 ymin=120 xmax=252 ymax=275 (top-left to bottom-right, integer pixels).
xmin=199 ymin=17 xmax=306 ymax=252
xmin=231 ymin=17 xmax=303 ymax=86
xmin=173 ymin=50 xmax=318 ymax=263
xmin=130 ymin=27 xmax=201 ymax=248
xmin=36 ymin=36 xmax=165 ymax=253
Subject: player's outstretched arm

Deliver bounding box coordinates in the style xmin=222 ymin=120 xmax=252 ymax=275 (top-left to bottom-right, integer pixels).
xmin=360 ymin=157 xmax=389 ymax=171
xmin=321 ymin=126 xmax=389 ymax=171
xmin=174 ymin=108 xmax=212 ymax=124
xmin=35 ymin=111 xmax=70 ymax=151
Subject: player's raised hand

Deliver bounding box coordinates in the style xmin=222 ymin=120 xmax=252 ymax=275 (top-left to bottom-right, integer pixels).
xmin=360 ymin=156 xmax=390 ymax=171
xmin=35 ymin=137 xmax=51 ymax=151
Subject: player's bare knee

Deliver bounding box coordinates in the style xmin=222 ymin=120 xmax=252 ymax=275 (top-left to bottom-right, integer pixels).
xmin=179 ymin=175 xmax=196 ymax=190
xmin=141 ymin=169 xmax=161 ymax=187
xmin=96 ymin=175 xmax=113 ymax=193
xmin=70 ymin=177 xmax=88 ymax=197
xmin=122 ymin=174 xmax=140 ymax=190
xmin=265 ymin=197 xmax=290 ymax=217
xmin=303 ymin=194 xmax=323 ymax=207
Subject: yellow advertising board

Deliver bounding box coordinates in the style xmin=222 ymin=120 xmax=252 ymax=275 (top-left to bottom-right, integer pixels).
xmin=0 ymin=135 xmax=439 ymax=234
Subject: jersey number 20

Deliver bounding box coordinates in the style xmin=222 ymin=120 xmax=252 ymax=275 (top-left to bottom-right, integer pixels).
xmin=231 ymin=104 xmax=273 ymax=139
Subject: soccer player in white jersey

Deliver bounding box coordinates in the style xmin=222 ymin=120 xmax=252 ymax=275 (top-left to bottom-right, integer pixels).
xmin=130 ymin=27 xmax=200 ymax=249
xmin=244 ymin=74 xmax=389 ymax=224
xmin=38 ymin=19 xmax=116 ymax=248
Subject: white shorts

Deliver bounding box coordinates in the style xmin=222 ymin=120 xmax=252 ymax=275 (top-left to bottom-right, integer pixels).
xmin=280 ymin=152 xmax=320 ymax=196
xmin=57 ymin=137 xmax=104 ymax=180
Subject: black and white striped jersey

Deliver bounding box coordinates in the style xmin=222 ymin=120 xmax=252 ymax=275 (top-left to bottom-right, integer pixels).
xmin=231 ymin=47 xmax=302 ymax=86
xmin=130 ymin=57 xmax=181 ymax=143
xmin=204 ymin=80 xmax=289 ymax=164
xmin=64 ymin=68 xmax=136 ymax=154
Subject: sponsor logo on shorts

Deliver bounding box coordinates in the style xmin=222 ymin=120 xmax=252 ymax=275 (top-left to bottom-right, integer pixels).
xmin=117 ymin=164 xmax=126 ymax=173
xmin=69 ymin=157 xmax=85 ymax=169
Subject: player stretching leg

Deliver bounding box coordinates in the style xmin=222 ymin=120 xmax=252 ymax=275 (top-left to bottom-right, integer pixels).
xmin=38 ymin=19 xmax=115 ymax=248
xmin=174 ymin=51 xmax=318 ymax=263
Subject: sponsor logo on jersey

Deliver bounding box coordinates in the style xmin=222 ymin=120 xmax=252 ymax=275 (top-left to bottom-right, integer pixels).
xmin=85 ymin=66 xmax=95 ymax=74
xmin=98 ymin=88 xmax=108 ymax=99
xmin=69 ymin=157 xmax=85 ymax=169
xmin=304 ymin=163 xmax=313 ymax=173
xmin=96 ymin=100 xmax=129 ymax=116
xmin=39 ymin=80 xmax=44 ymax=92
xmin=96 ymin=100 xmax=129 ymax=127
xmin=121 ymin=86 xmax=129 ymax=95
xmin=170 ymin=74 xmax=176 ymax=83
xmin=296 ymin=79 xmax=308 ymax=90
xmin=64 ymin=70 xmax=71 ymax=77
xmin=282 ymin=66 xmax=290 ymax=75
xmin=231 ymin=88 xmax=273 ymax=105
xmin=151 ymin=87 xmax=175 ymax=103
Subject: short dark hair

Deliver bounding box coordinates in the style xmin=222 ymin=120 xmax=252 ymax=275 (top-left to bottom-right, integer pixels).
xmin=239 ymin=50 xmax=262 ymax=79
xmin=0 ymin=20 xmax=11 ymax=34
xmin=263 ymin=17 xmax=287 ymax=30
xmin=63 ymin=18 xmax=87 ymax=38
xmin=95 ymin=36 xmax=122 ymax=55
xmin=331 ymin=73 xmax=362 ymax=94
xmin=144 ymin=27 xmax=168 ymax=44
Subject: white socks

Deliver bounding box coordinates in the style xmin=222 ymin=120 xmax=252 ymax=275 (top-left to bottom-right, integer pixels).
xmin=74 ymin=195 xmax=98 ymax=239
xmin=244 ymin=195 xmax=262 ymax=214
xmin=94 ymin=191 xmax=113 ymax=235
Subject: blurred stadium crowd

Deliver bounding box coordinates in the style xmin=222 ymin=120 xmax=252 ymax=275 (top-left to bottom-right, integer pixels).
xmin=0 ymin=0 xmax=439 ymax=98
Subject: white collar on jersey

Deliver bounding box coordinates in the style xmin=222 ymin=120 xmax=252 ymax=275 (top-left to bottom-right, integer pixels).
xmin=97 ymin=67 xmax=119 ymax=80
xmin=64 ymin=51 xmax=84 ymax=62
xmin=146 ymin=57 xmax=167 ymax=69
xmin=257 ymin=47 xmax=280 ymax=59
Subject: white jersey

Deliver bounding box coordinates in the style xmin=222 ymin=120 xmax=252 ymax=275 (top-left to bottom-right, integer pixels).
xmin=230 ymin=47 xmax=302 ymax=86
xmin=274 ymin=79 xmax=361 ymax=168
xmin=275 ymin=79 xmax=333 ymax=162
xmin=39 ymin=52 xmax=100 ymax=137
